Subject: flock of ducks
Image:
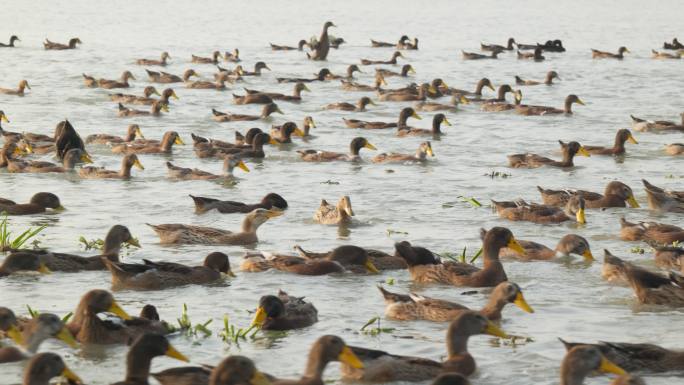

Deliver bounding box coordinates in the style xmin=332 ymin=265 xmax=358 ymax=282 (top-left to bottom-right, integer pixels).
xmin=0 ymin=23 xmax=683 ymax=385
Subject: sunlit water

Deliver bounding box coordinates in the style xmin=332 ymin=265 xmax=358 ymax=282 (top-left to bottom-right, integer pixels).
xmin=1 ymin=0 xmax=683 ymax=384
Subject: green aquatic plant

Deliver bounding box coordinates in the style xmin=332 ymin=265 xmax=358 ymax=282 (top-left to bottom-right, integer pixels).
xmin=219 ymin=314 xmax=257 ymax=344
xmin=78 ymin=235 xmax=139 ymax=253
xmin=484 ymin=170 xmax=512 ymax=179
xmin=360 ymin=316 xmax=395 ymax=336
xmin=442 ymin=196 xmax=483 ymax=209
xmin=320 ymin=179 xmax=340 ymax=185
xmin=439 ymin=246 xmax=482 ymax=263
xmin=0 ymin=215 xmax=46 ymax=252
xmin=25 ymin=305 xmax=72 ymax=323
xmin=386 ymin=229 xmax=409 ymax=236
xmin=176 ymin=303 xmax=213 ymax=338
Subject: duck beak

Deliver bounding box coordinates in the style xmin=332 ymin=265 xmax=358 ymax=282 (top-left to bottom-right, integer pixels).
xmin=628 ymin=134 xmax=638 ymax=144
xmin=251 ymin=306 xmax=267 ymax=327
xmin=459 ymin=95 xmax=470 ymax=105
xmin=411 ymin=112 xmax=422 ymax=120
xmin=582 ymin=249 xmax=595 ymax=261
xmin=576 ymin=208 xmax=586 ymax=224
xmin=338 ymin=345 xmax=364 ymax=369
xmin=576 ymin=98 xmax=586 ymax=106
xmin=56 ymin=326 xmax=79 ymax=348
xmin=38 ymin=263 xmax=52 ymax=274
xmin=108 ymin=301 xmax=132 ymax=320
xmin=26 ymin=83 xmax=31 ymax=90
xmin=53 ymin=206 xmax=66 ymax=212
xmin=266 ymin=209 xmax=284 ymax=218
xmin=7 ymin=325 xmax=24 ymax=346
xmin=127 ymin=237 xmax=141 ymax=248
xmin=578 ymin=146 xmax=591 ymax=157
xmin=1 ymin=114 xmax=8 ymax=123
xmin=61 ymin=366 xmax=82 ymax=384
xmin=428 ymin=85 xmax=437 ymax=93
xmin=172 ymin=91 xmax=179 ymax=100
xmin=599 ymin=356 xmax=626 ymax=375
xmin=264 ymin=65 xmax=271 ymax=71
xmin=133 ymin=159 xmax=145 ymax=170
xmin=152 ymin=89 xmax=161 ymax=96
xmin=368 ymin=100 xmax=377 ymax=106
xmin=23 ymin=143 xmax=34 ymax=154
xmin=250 ymin=371 xmax=272 ymax=385
xmin=225 ymin=270 xmax=237 ymax=278
xmin=135 ymin=127 xmax=145 ymax=140
xmin=627 ymin=195 xmax=639 ymax=208
xmin=443 ymin=117 xmax=452 ymax=126
xmin=79 ymin=153 xmax=93 ymax=164
xmin=166 ymin=343 xmax=190 ymax=362
xmin=303 ymin=85 xmax=311 ymax=92
xmin=269 ymin=138 xmax=280 ymax=145
xmin=484 ymin=320 xmax=509 ymax=338
xmin=161 ymin=104 xmax=170 ymax=112
xmin=275 ymin=108 xmax=284 ymax=115
xmin=294 ymin=128 xmax=305 ymax=137
xmin=237 ymin=160 xmax=250 ymax=172
xmin=487 ymin=84 xmax=496 ymax=91
xmin=408 ymin=67 xmax=416 ymax=74
xmin=364 ymin=260 xmax=380 ymax=274
xmin=513 ymin=292 xmax=534 ymax=313
xmin=426 ymin=145 xmax=434 ymax=157
xmin=364 ymin=142 xmax=377 ymax=150
xmin=308 ymin=118 xmax=316 ymax=128
xmin=174 ymin=136 xmax=185 ymax=145
xmin=625 ymin=48 xmax=631 ymax=53
xmin=507 ymin=238 xmax=526 ymax=254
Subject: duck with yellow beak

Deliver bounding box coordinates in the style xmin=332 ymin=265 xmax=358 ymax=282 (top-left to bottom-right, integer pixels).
xmin=250 ymin=291 xmax=318 ymax=331
xmin=491 ymin=231 xmax=594 ymax=262
xmin=207 ymin=356 xmax=272 ymax=385
xmin=297 ymin=137 xmax=377 ymax=162
xmin=492 ymin=196 xmax=587 ymax=225
xmin=559 ymin=345 xmax=626 ymax=385
xmin=1 ymin=312 xmax=79 ymax=363
xmin=0 ymin=252 xmax=51 ymax=276
xmin=23 ymin=353 xmax=82 ymax=385
xmin=111 ymin=334 xmax=188 ymax=385
xmin=341 ymin=311 xmax=508 ymax=381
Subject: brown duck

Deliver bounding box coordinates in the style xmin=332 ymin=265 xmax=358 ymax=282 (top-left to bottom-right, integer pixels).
xmin=0 ymin=80 xmax=30 ymax=96
xmin=515 ymin=71 xmax=560 ymax=86
xmin=79 ymin=153 xmax=144 ymax=179
xmin=583 ymin=129 xmax=638 ymax=155
xmin=112 ymin=131 xmax=182 ymax=154
xmin=244 ymin=82 xmax=310 ymax=102
xmin=619 ymin=217 xmax=684 ymax=244
xmin=250 ymin=291 xmax=318 ymax=331
xmin=592 ymin=46 xmax=630 ymax=59
xmin=117 ymin=101 xmax=169 ymax=117
xmin=537 ymin=181 xmax=639 ymax=208
xmin=146 ymin=69 xmax=199 ymax=83
xmin=515 ymin=94 xmax=585 ymax=115
xmin=43 ymin=37 xmax=81 ymax=50
xmin=483 ymin=229 xmax=593 ymax=261
xmin=136 ymin=51 xmax=171 ymax=66
xmin=212 ymin=103 xmax=283 ymax=122
xmin=0 ymin=192 xmax=63 ymax=215
xmin=397 ymin=113 xmax=451 ymax=136
xmin=297 ymin=137 xmax=376 ymax=162
xmin=491 ymin=196 xmax=587 ymax=225
xmin=508 ymin=140 xmax=590 ymax=168
xmin=241 ymin=245 xmax=379 ymax=275
xmin=642 ymin=179 xmax=684 ymax=213
xmin=343 ymin=107 xmax=420 ymax=129
xmin=86 ymin=124 xmax=144 ymax=144
xmin=190 ymin=193 xmax=287 ymax=214
xmin=372 ymin=141 xmax=434 ymax=163
xmin=166 ymin=156 xmax=249 ymax=180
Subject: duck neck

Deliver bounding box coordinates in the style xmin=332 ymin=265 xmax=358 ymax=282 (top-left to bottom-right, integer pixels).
xmin=124 ymin=129 xmax=136 ymax=142
xmin=474 ymin=81 xmax=486 ymax=96
xmin=613 ymin=135 xmax=627 ymax=153
xmin=120 ymin=160 xmax=133 ymax=178
xmin=432 ymin=119 xmax=442 ymax=134
xmin=160 ymin=134 xmax=174 ymax=152
xmin=303 ymin=121 xmax=312 ymax=136
xmin=103 ymin=233 xmax=123 ymax=257
xmin=560 ymin=150 xmax=575 ymax=167
xmin=544 ymin=73 xmax=554 ymax=85
xmin=560 ymin=366 xmax=589 ymax=385
xmin=294 ymin=87 xmax=303 ymax=97
xmin=564 ymin=99 xmax=574 ymax=114
xmin=446 ymin=330 xmax=470 ymax=357
xmin=63 ymin=154 xmax=78 ymax=169
xmin=479 ymin=294 xmax=506 ymax=321
xmin=241 ymin=217 xmax=259 ymax=233
xmin=496 ymin=87 xmax=509 ymax=101
xmin=303 ymin=349 xmax=328 ymax=381
xmin=23 ymin=371 xmax=51 ymax=385
xmin=125 ymin=348 xmax=154 ymax=382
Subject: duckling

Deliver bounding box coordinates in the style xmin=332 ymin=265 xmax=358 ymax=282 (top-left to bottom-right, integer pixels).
xmin=269 ymin=122 xmax=305 ymax=143
xmin=0 ymin=80 xmax=30 ymax=96
xmin=43 ymin=37 xmax=81 ymax=50
xmin=104 ymin=252 xmax=233 ymax=290
xmin=192 ymin=51 xmax=222 ymax=64
xmin=515 ymin=71 xmax=560 ymax=86
xmin=630 ymin=113 xmax=684 ymax=132
xmin=379 ymin=281 xmax=533 ymax=322
xmin=341 ymin=311 xmax=507 ymax=381
xmin=481 ymin=38 xmax=516 ymax=51
xmin=250 ymin=291 xmax=318 ymax=331
xmin=378 ymin=83 xmax=431 ymax=102
xmin=484 ymin=229 xmax=593 ymax=261
xmin=324 ymin=96 xmax=375 ymax=111
xmin=270 ymin=40 xmax=309 ymax=51
xmin=117 ymin=101 xmax=169 ymax=117
xmin=0 ymin=35 xmax=20 ymax=48
xmin=293 ymin=244 xmax=405 ymax=271
xmin=376 ymin=64 xmax=415 ymax=78
xmin=642 ymin=179 xmax=684 ymax=213
xmin=298 ymin=137 xmax=376 ymax=162
xmin=98 ymin=71 xmax=136 ymax=89
xmin=167 ymin=156 xmax=249 ymax=181
xmin=22 ymin=353 xmax=81 ymax=385
xmin=343 ymin=107 xmax=420 ymax=129
xmin=149 ymin=208 xmax=283 ymax=245
xmin=492 ymin=196 xmax=587 ymax=225
xmin=340 ymin=72 xmax=387 ymax=92
xmin=538 ymin=181 xmax=639 ymax=209
xmin=619 ymin=217 xmax=684 ymax=244
xmin=212 ymin=103 xmax=283 ymax=122
xmin=7 ymin=148 xmax=91 ymax=173
xmin=314 ymin=196 xmax=354 ymax=225
xmin=397 ymin=113 xmax=450 ymax=136
xmin=0 ymin=252 xmax=51 ymax=276
xmin=112 ymin=131 xmax=182 ymax=154
xmin=307 ymin=21 xmax=335 ymax=61
xmin=244 ymin=82 xmax=310 ymax=102
xmin=462 ymin=50 xmax=500 ymax=60
xmin=79 ymin=154 xmax=144 ymax=179
xmin=361 ymin=51 xmax=404 ymax=65
xmin=592 ymin=46 xmax=630 ymax=59
xmin=86 ymin=124 xmax=144 ymax=144
xmin=224 ymin=48 xmax=240 ymax=62
xmin=394 ymin=228 xmax=523 ymax=287
xmin=508 ymin=140 xmax=590 ymax=168
xmin=515 ymin=94 xmax=585 ymax=115
xmin=554 ymin=346 xmax=626 ymax=385
xmin=442 ymin=78 xmax=495 ymax=97
xmin=652 ymin=49 xmax=681 ymax=59
xmin=665 ymin=143 xmax=684 ymax=155
xmin=190 ymin=192 xmax=287 ymax=214
xmin=583 ymin=129 xmax=638 ymax=155
xmin=278 ymin=68 xmax=333 ymax=83
xmin=147 ymin=68 xmax=199 ymax=83
xmin=0 ymin=192 xmax=63 ymax=215
xmin=110 ymin=334 xmax=189 ymax=385
xmin=108 ymin=86 xmax=160 ymax=104
xmin=136 ymin=51 xmax=171 ymax=66
xmin=517 ymin=47 xmax=545 ymax=61
xmin=415 ymin=94 xmax=469 ymax=112
xmin=372 ymin=141 xmax=434 ymax=163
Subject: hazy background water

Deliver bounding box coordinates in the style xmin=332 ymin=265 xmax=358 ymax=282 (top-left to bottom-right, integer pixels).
xmin=1 ymin=0 xmax=683 ymax=384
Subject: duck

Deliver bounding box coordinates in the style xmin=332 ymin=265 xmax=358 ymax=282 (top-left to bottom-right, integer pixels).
xmin=43 ymin=37 xmax=81 ymax=50
xmin=108 ymin=86 xmax=160 ymax=103
xmin=233 ymin=92 xmax=274 ymax=105
xmin=297 ymin=137 xmax=376 ymax=162
xmin=0 ymin=252 xmax=51 ymax=276
xmin=0 ymin=192 xmax=63 ymax=215
xmin=630 ymin=113 xmax=684 ymax=132
xmin=112 ymin=131 xmax=182 ymax=154
xmin=324 ymin=96 xmax=376 ymax=111
xmin=187 ymin=72 xmax=232 ymax=90
xmin=664 ymin=38 xmax=684 ymax=50
xmin=167 ymin=156 xmax=249 ymax=181
xmin=515 ymin=94 xmax=585 ymax=115
xmin=148 ymin=208 xmax=283 ymax=245
xmin=0 ymin=313 xmax=77 ymax=363
xmin=239 ymin=61 xmax=270 ymax=76
xmin=269 ymin=122 xmax=305 ymax=143
xmin=376 ymin=64 xmax=415 ymax=78
xmin=223 ymin=48 xmax=240 ymax=63
xmin=642 ymin=179 xmax=684 ymax=213
xmin=343 ymin=107 xmax=420 ymax=129
xmin=515 ymin=71 xmax=560 ymax=86
xmin=86 ymin=124 xmax=145 ymax=144
xmin=212 ymin=103 xmax=283 ymax=122
xmin=241 ymin=245 xmax=380 ymax=275
xmin=538 ymin=181 xmax=639 ymax=209
xmin=517 ymin=47 xmax=545 ymax=61
xmin=251 ymin=291 xmax=318 ymax=331
xmin=103 ymin=252 xmax=233 ymax=290
xmin=243 ymin=82 xmax=310 ymax=102
xmin=340 ymin=73 xmax=387 ymax=92
xmin=0 ymin=112 xmax=51 ymax=143
xmin=559 ymin=338 xmax=684 ymax=373
xmin=361 ymin=51 xmax=404 ymax=65
xmin=619 ymin=217 xmax=684 ymax=244
xmin=192 ymin=51 xmax=222 ymax=64
xmin=341 ymin=311 xmax=507 ymax=381
xmin=66 ymin=289 xmax=167 ymax=344
xmin=652 ymin=49 xmax=681 ymax=59
xmin=592 ymin=46 xmax=630 ymax=59
xmin=583 ymin=129 xmax=638 ymax=155
xmin=0 ymin=35 xmax=20 ymax=48
xmin=0 ymin=80 xmax=30 ymax=96
xmin=397 ymin=113 xmax=450 ymax=136
xmin=462 ymin=50 xmax=500 ymax=60
xmin=378 ymin=281 xmax=533 ymax=322
xmin=307 ymin=21 xmax=335 ymax=61
xmin=117 ymin=101 xmax=168 ymax=117
xmin=481 ymin=38 xmax=516 ymax=51
xmin=653 ymin=244 xmax=684 ymax=274
xmin=508 ymin=140 xmax=590 ymax=168
xmin=22 ymin=353 xmax=82 ymax=385
xmin=540 ymin=39 xmax=566 ymax=52
xmin=314 ymin=196 xmax=354 ymax=225
xmin=78 ymin=154 xmax=144 ymax=179
xmin=370 ymin=35 xmax=408 ymax=48
xmin=398 ymin=37 xmax=418 ymax=50
xmin=378 ymin=83 xmax=431 ymax=102
xmin=554 ymin=345 xmax=626 ymax=385
xmin=190 ymin=192 xmax=287 ymax=214
xmin=110 ymin=333 xmax=189 ymax=385
xmin=415 ymin=94 xmax=469 ymax=112
xmin=665 ymin=143 xmax=684 ymax=155
xmin=147 ymin=68 xmax=199 ymax=83
xmin=442 ymin=78 xmax=495 ymax=97
xmin=97 ymin=71 xmax=136 ymax=89
xmin=394 ymin=227 xmax=523 ymax=286
xmin=482 ymin=84 xmax=516 ymax=104
xmin=7 ymin=148 xmax=91 ymax=174
xmin=293 ymin=244 xmax=405 ymax=271
xmin=218 ymin=133 xmax=278 ymax=158
xmin=136 ymin=51 xmax=170 ymax=66
xmin=481 ymin=90 xmax=522 ymax=112
xmin=272 ymin=117 xmax=315 ymax=138
xmin=372 ymin=142 xmax=434 ymax=163
xmin=0 ymin=141 xmax=24 ymax=168
xmin=482 ymin=229 xmax=593 ymax=261
xmin=278 ymin=68 xmax=333 ymax=83
xmin=270 ymin=40 xmax=309 ymax=51
xmin=492 ymin=196 xmax=587 ymax=225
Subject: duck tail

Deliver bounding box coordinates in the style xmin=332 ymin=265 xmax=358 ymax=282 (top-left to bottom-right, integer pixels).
xmin=188 ymin=195 xmax=218 ymax=212
xmin=629 ymin=114 xmax=644 ymax=123
xmin=377 ymin=285 xmax=412 ymax=303
xmin=165 ymin=161 xmax=174 ymax=169
xmin=557 ymin=338 xmax=577 ymax=351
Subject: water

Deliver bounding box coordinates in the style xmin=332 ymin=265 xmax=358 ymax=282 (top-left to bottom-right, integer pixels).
xmin=1 ymin=0 xmax=683 ymax=384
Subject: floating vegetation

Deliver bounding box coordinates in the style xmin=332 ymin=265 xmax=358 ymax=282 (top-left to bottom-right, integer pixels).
xmin=0 ymin=215 xmax=46 ymax=252
xmin=385 ymin=277 xmax=395 ymax=285
xmin=320 ymin=180 xmax=340 ymax=185
xmin=176 ymin=304 xmax=213 ymax=338
xmin=490 ymin=335 xmax=534 ymax=347
xmin=26 ymin=304 xmax=72 ymax=322
xmin=442 ymin=196 xmax=483 ymax=209
xmin=360 ymin=316 xmax=395 ymax=336
xmin=386 ymin=229 xmax=409 ymax=236
xmin=78 ymin=236 xmax=139 ymax=252
xmin=630 ymin=246 xmax=646 ymax=254
xmin=219 ymin=314 xmax=258 ymax=344
xmin=439 ymin=246 xmax=482 ymax=263
xmin=484 ymin=170 xmax=512 ymax=179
